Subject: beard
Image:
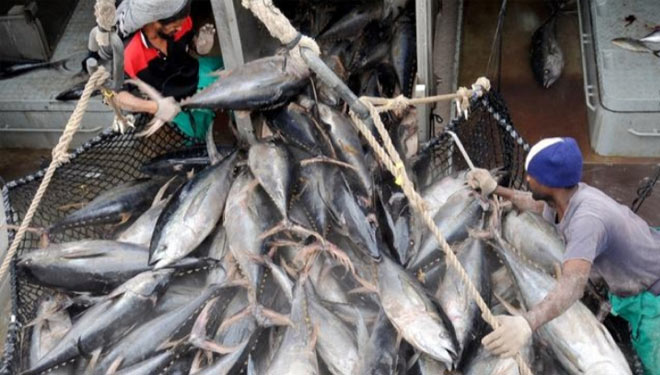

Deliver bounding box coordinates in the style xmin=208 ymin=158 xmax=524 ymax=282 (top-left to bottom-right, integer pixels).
xmin=158 ymin=30 xmax=175 ymax=40
xmin=531 ymin=188 xmax=552 ymax=202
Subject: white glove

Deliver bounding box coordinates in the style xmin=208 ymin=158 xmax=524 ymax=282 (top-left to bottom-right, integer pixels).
xmin=466 ymin=168 xmax=498 ymax=197
xmin=195 ymin=24 xmax=216 ymax=55
xmin=154 ymin=97 xmax=181 ymax=123
xmin=482 ymin=315 xmax=532 ymax=358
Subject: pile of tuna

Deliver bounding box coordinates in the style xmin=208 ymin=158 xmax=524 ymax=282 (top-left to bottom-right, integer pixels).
xmin=17 ymin=113 xmax=633 ymax=375
xmin=12 ymin=0 xmax=635 ymax=374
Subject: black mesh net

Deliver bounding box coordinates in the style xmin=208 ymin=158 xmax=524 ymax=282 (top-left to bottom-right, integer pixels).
xmin=0 ymin=91 xmax=528 ymax=374
xmin=414 ymin=90 xmax=529 ymax=191
xmin=0 ymin=116 xmax=203 ymax=375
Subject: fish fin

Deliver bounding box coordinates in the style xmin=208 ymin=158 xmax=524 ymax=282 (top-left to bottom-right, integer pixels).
xmin=58 ymin=248 xmax=108 ymax=259
xmin=246 ymin=354 xmax=256 ymax=375
xmin=217 ymin=307 xmax=252 ymax=334
xmin=253 ymin=305 xmax=293 ymax=327
xmin=654 ymin=50 xmax=660 ymax=58
xmin=189 ymin=297 xmax=219 ymax=347
xmin=85 ymin=348 xmax=102 ymax=374
xmin=407 ymin=350 xmax=421 ymax=371
xmin=191 ymin=337 xmax=244 ymax=355
xmin=355 ymin=308 xmax=369 ymax=351
xmin=152 ymin=176 xmax=177 ymax=207
xmin=184 ymin=184 xmax=212 ymax=218
xmin=347 ymin=286 xmax=375 ymax=295
xmin=105 ymin=357 xmax=123 ymax=375
xmin=206 ymin=123 xmax=221 ymax=165
xmin=493 ymin=292 xmax=526 ymax=315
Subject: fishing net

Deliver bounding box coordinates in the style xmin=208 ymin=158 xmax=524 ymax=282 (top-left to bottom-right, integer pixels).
xmin=0 ymin=91 xmax=528 ymax=374
xmin=415 ymin=90 xmax=529 ymax=191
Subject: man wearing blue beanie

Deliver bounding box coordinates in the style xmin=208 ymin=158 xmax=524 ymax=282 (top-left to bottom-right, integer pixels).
xmin=467 ymin=137 xmax=660 ymax=375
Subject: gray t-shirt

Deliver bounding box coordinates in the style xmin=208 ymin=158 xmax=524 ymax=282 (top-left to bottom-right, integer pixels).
xmin=542 ymin=183 xmax=660 ymax=297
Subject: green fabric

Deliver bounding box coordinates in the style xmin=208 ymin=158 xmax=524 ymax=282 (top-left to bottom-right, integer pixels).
xmin=172 ymin=56 xmax=224 ymax=140
xmin=610 ymin=291 xmax=660 ymax=375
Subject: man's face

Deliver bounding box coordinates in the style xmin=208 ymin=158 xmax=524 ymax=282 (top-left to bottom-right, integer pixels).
xmin=157 ymin=18 xmax=186 ymax=38
xmin=526 ymin=175 xmax=552 ymax=202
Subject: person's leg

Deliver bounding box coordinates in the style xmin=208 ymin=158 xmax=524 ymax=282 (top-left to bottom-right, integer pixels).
xmin=611 ymin=292 xmax=660 ymax=375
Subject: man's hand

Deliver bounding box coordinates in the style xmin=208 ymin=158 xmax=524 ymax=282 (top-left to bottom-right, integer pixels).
xmin=466 ymin=168 xmax=498 ymax=197
xmin=195 ymin=24 xmax=216 ymax=56
xmin=482 ymin=315 xmax=532 ymax=358
xmin=155 ymin=97 xmax=181 ymax=123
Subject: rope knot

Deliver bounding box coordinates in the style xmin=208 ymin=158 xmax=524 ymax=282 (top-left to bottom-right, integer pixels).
xmin=455 ymin=87 xmax=471 ymax=120
xmin=471 ymin=77 xmax=491 ymax=99
xmin=389 ymin=95 xmax=411 ymax=116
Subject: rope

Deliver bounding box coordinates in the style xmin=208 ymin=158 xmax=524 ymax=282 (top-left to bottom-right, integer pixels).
xmin=0 ymin=67 xmax=110 ymax=283
xmin=361 ymin=77 xmax=491 ymax=119
xmin=227 ymin=1 xmax=531 ymax=371
xmin=348 ymin=78 xmax=532 ymax=375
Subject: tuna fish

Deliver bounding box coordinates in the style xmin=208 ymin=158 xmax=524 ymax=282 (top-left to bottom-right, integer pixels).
xmin=377 ymin=256 xmax=458 ymax=366
xmin=264 ymin=280 xmax=319 ymax=375
xmin=502 ymin=210 xmax=564 ymax=276
xmin=407 ymin=189 xmax=486 ymax=272
xmin=493 ymin=236 xmax=632 ymax=374
xmin=531 ymin=13 xmax=564 ymax=88
xmin=248 ymin=141 xmax=292 ymax=218
xmin=435 ymin=237 xmax=490 ymax=367
xmin=181 ymin=55 xmax=309 ymax=110
xmin=149 ymin=152 xmax=238 ymax=269
xmin=49 ymin=178 xmax=166 ymax=233
xmin=23 ymin=270 xmax=172 ymax=375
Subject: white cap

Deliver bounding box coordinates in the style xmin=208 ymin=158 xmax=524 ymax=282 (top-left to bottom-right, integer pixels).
xmin=525 ymin=137 xmax=563 ymax=171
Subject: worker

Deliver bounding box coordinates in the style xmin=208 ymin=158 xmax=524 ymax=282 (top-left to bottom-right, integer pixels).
xmin=111 ymin=0 xmax=222 ymax=139
xmin=467 ymin=137 xmax=660 ymax=375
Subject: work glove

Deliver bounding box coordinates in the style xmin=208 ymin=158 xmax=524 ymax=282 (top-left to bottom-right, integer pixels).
xmin=155 ymin=96 xmax=181 ymax=123
xmin=482 ymin=315 xmax=532 ymax=358
xmin=466 ymin=168 xmax=498 ymax=197
xmin=195 ymin=23 xmax=216 ymax=56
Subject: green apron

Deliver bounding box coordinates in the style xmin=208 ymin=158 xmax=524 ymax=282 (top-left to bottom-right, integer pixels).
xmin=610 ymin=291 xmax=660 ymax=375
xmin=172 ymin=56 xmax=223 ymax=140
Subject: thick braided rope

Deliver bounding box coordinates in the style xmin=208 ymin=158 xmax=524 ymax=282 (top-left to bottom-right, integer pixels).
xmin=363 ymin=77 xmax=492 ymax=117
xmin=0 ymin=67 xmax=110 ymax=283
xmin=348 ymin=96 xmax=533 ymax=375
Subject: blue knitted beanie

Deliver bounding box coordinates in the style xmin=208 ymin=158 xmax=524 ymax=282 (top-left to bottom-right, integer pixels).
xmin=525 ymin=137 xmax=583 ymax=188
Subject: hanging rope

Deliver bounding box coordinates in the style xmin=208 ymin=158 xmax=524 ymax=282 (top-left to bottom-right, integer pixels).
xmin=241 ymin=0 xmax=533 ymax=372
xmin=0 ymin=67 xmax=110 ymax=283
xmin=349 ymin=84 xmax=533 ymax=375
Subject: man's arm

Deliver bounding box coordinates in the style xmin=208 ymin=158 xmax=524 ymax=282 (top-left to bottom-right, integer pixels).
xmin=495 ymin=186 xmax=545 ymax=214
xmin=482 ymin=259 xmax=591 ymax=357
xmin=114 ymin=91 xmax=158 ymax=114
xmin=523 ymin=259 xmax=591 ymax=330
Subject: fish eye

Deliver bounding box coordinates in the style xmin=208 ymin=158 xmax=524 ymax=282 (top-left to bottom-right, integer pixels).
xmin=544 ymin=69 xmax=550 ymax=75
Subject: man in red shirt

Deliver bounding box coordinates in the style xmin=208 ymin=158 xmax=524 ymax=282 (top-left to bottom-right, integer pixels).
xmin=113 ymin=0 xmax=221 ymax=139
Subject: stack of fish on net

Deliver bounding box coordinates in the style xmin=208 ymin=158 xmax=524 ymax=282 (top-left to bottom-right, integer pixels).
xmin=17 ymin=90 xmax=634 ymax=375
xmin=13 ymin=1 xmax=635 ymax=374
xmin=16 ymin=122 xmax=634 ymax=375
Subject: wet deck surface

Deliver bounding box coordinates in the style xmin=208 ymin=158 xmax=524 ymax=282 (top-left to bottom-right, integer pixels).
xmin=460 ymin=0 xmax=660 ymax=225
